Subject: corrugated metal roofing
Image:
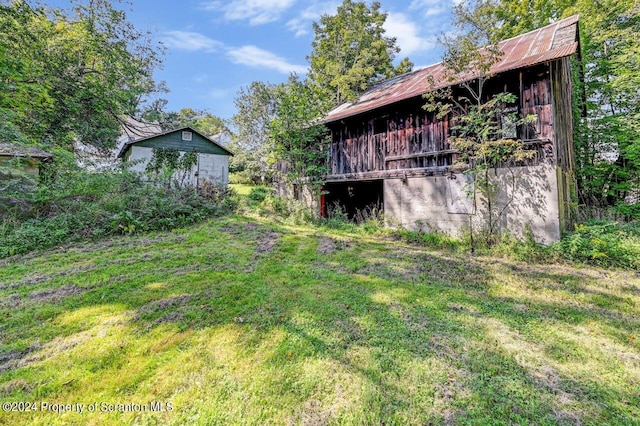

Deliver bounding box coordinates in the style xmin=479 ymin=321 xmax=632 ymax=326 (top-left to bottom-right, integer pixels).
xmin=324 ymin=15 xmax=579 ymax=124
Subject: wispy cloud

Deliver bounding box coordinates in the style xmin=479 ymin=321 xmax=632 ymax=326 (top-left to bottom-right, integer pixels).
xmin=208 ymin=87 xmax=233 ymax=99
xmin=285 ymin=1 xmax=339 ymax=37
xmin=203 ymin=0 xmax=296 ymax=25
xmin=409 ymin=0 xmax=452 ymax=18
xmin=227 ymin=45 xmax=307 ymax=74
xmin=162 ymin=31 xmax=223 ymax=52
xmin=384 ymin=12 xmax=435 ymax=55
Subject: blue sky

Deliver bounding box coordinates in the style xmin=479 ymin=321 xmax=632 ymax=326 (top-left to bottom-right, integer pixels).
xmin=47 ymin=0 xmax=457 ymax=120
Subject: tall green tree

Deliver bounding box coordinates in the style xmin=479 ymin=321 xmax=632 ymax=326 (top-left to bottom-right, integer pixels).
xmin=0 ymin=0 xmax=163 ymax=153
xmin=231 ymin=81 xmax=281 ymax=183
xmin=268 ymin=75 xmax=329 ymax=191
xmin=141 ymin=103 xmax=229 ymax=137
xmin=424 ymin=3 xmax=536 ymax=247
xmin=307 ymin=0 xmax=413 ymax=109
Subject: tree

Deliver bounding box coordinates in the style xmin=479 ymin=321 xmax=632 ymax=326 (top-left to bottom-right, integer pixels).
xmin=0 ymin=0 xmax=163 ymax=153
xmin=231 ymin=81 xmax=281 ymax=183
xmin=268 ymin=75 xmax=329 ymax=192
xmin=307 ymin=0 xmax=413 ymax=109
xmin=424 ymin=1 xmax=536 ymax=248
xmin=141 ymin=103 xmax=229 ymax=136
xmin=572 ymin=0 xmax=640 ymax=215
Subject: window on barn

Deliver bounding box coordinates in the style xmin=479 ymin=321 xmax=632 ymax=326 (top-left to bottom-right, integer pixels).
xmin=182 ymin=131 xmax=193 ymax=141
xmin=501 ymin=107 xmax=518 ymax=139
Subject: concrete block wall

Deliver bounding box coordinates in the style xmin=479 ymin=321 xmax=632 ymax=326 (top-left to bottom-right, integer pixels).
xmin=384 ymin=164 xmax=561 ymax=244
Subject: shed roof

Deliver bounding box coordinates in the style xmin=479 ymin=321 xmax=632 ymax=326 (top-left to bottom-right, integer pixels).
xmin=117 ymin=126 xmax=234 ymax=158
xmin=324 ymin=15 xmax=579 ymax=124
xmin=0 ymin=143 xmax=54 ymax=160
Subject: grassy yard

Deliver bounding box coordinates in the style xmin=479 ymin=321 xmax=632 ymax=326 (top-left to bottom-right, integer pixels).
xmin=0 ymin=214 xmax=638 ymax=425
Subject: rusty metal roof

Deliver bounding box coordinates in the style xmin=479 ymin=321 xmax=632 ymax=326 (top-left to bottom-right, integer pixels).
xmin=324 ymin=15 xmax=579 ymax=124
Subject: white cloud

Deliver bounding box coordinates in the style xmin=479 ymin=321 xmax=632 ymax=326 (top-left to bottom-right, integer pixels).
xmin=384 ymin=12 xmax=435 ymax=55
xmin=203 ymin=0 xmax=296 ymax=25
xmin=409 ymin=0 xmax=452 ymax=17
xmin=162 ymin=31 xmax=223 ymax=52
xmin=285 ymin=1 xmax=339 ymax=37
xmin=227 ymin=45 xmax=307 ymax=74
xmin=208 ymin=88 xmax=232 ymax=99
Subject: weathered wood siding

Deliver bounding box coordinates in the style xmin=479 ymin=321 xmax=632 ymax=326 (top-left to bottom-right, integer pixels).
xmin=326 ymin=66 xmax=557 ymax=178
xmin=550 ymin=56 xmax=578 ymax=228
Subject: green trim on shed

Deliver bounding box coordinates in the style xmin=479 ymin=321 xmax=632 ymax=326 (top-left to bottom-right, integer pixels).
xmin=118 ymin=127 xmax=233 ymax=159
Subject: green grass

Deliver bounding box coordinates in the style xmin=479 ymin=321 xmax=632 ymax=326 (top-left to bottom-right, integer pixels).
xmin=1 ymin=214 xmax=639 ymax=425
xmin=228 ymin=183 xmax=255 ymax=196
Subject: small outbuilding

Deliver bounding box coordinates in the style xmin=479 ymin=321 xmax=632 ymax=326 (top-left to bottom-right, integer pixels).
xmin=117 ymin=126 xmax=233 ymax=188
xmin=0 ymin=143 xmax=54 ymax=176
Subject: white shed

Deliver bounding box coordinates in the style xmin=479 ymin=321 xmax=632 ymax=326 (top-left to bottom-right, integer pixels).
xmin=117 ymin=127 xmax=233 ymax=188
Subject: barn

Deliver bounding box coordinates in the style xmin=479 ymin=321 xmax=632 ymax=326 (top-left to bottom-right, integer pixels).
xmin=117 ymin=127 xmax=233 ymax=188
xmin=321 ymin=15 xmax=581 ymax=244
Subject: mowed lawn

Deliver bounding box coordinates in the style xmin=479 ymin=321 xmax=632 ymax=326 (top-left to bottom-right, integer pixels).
xmin=0 ymin=215 xmax=638 ymax=425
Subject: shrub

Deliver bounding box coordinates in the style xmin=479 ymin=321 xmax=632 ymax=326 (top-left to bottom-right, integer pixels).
xmin=550 ymin=221 xmax=640 ymax=269
xmin=247 ymin=186 xmax=271 ymax=203
xmin=0 ymin=169 xmax=236 ymax=258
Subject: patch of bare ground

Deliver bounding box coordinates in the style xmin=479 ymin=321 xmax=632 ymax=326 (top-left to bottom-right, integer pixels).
xmin=135 ymin=292 xmax=221 ymax=329
xmin=28 ymin=284 xmax=89 ymax=304
xmin=254 ymin=230 xmax=280 ymax=255
xmin=317 ymin=238 xmax=336 ymax=255
xmin=0 ymin=379 xmax=32 ymax=396
xmin=3 ymin=332 xmax=95 ymax=373
xmin=244 ymin=223 xmax=258 ymax=231
xmin=150 ymin=312 xmax=185 ymax=327
xmin=288 ymin=398 xmax=334 ymax=426
xmin=136 ymin=294 xmax=194 ymax=317
xmin=221 ymin=223 xmax=280 ymax=269
xmin=0 ymin=265 xmax=95 ymax=290
xmin=531 ymin=365 xmax=587 ymax=424
xmin=220 ymin=222 xmax=259 ymax=236
xmin=0 ymin=234 xmax=186 ymax=267
xmin=0 ymin=293 xmax=22 ymax=309
xmin=434 ymin=368 xmax=470 ymax=424
xmin=0 ymin=344 xmax=41 ymax=374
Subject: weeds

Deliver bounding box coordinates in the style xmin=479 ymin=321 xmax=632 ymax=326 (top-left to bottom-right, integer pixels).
xmin=394 ymin=219 xmax=640 ymax=270
xmin=0 ymin=169 xmax=236 ymax=258
xmin=549 ymin=220 xmax=640 ymax=269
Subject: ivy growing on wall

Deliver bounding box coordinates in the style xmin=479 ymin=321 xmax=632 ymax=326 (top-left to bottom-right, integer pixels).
xmin=146 ymin=147 xmax=180 ymax=175
xmin=145 ymin=148 xmax=199 ymax=186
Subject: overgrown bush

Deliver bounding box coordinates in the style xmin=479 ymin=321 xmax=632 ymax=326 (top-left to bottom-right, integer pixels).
xmin=391 ymin=219 xmax=640 ymax=270
xmin=549 ymin=221 xmax=640 ymax=269
xmin=247 ymin=186 xmax=271 ymax=203
xmin=0 ymin=169 xmax=237 ymax=258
